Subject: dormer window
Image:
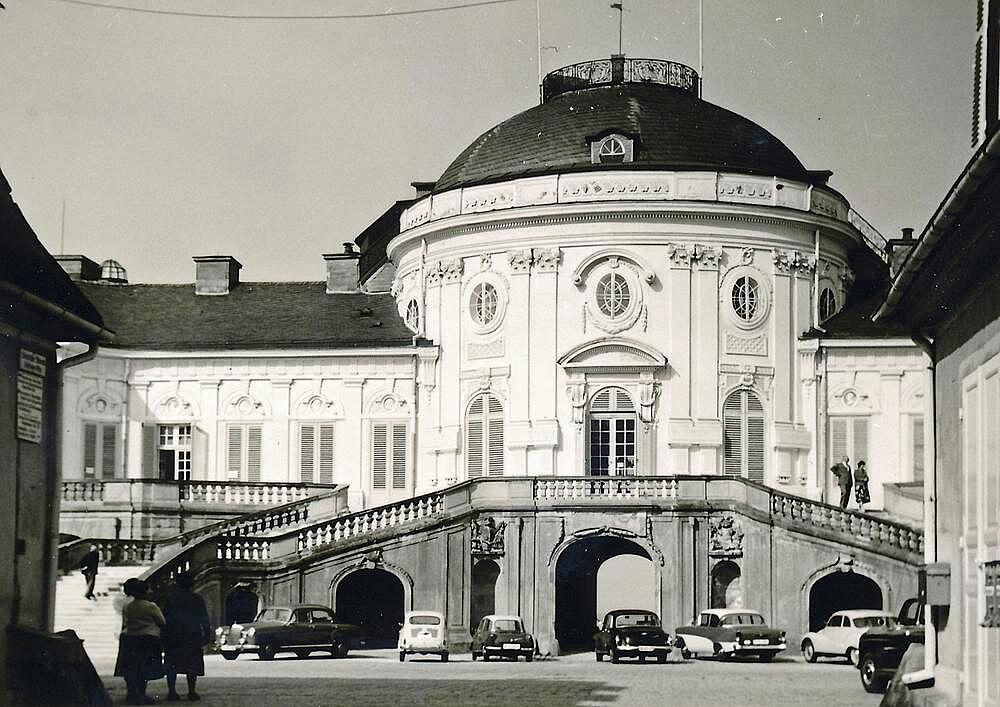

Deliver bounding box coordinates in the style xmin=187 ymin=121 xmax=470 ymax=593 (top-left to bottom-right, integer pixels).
xmin=591 ymin=134 xmax=634 ymax=164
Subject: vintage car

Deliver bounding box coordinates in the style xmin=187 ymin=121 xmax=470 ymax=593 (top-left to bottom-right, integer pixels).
xmin=857 ymin=599 xmax=925 ymax=693
xmin=470 ymin=614 xmax=535 ymax=662
xmin=800 ymin=610 xmax=897 ymax=665
xmin=398 ymin=610 xmax=448 ymax=662
xmin=215 ymin=604 xmax=361 ymax=661
xmin=674 ymin=609 xmax=786 ymax=661
xmin=594 ymin=609 xmax=672 ymax=663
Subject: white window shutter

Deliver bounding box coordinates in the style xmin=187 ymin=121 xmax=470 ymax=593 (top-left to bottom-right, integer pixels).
xmin=247 ymin=425 xmax=262 ymax=482
xmin=101 ymin=424 xmax=117 ymax=479
xmin=319 ymin=424 xmax=335 ymax=484
xmin=142 ymin=423 xmax=157 ymax=479
xmin=372 ymin=423 xmax=388 ymax=489
xmin=746 ymin=393 xmax=765 ymax=484
xmin=83 ymin=423 xmax=97 ymax=477
xmin=830 ymin=418 xmax=848 ymax=465
xmin=466 ymin=417 xmax=484 ymax=479
xmin=487 ymin=413 xmax=504 ymax=477
xmin=391 ymin=423 xmax=407 ymax=489
xmin=912 ymin=416 xmax=925 ymax=482
xmin=227 ymin=425 xmax=244 ymax=480
xmin=722 ymin=394 xmax=743 ymax=476
xmin=300 ymin=425 xmax=315 ymax=483
xmin=852 ymin=417 xmax=869 ymax=465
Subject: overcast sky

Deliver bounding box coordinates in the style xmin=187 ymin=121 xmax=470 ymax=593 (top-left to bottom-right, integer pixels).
xmin=0 ymin=0 xmax=974 ymax=284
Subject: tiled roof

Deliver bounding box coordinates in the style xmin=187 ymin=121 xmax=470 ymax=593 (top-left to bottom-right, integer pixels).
xmin=79 ymin=281 xmax=417 ymax=351
xmin=1 ymin=167 xmax=104 ymax=333
xmin=436 ymin=84 xmax=815 ymax=192
xmin=801 ymin=284 xmax=910 ymax=341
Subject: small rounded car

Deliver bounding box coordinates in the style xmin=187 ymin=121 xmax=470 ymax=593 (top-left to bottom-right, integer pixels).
xmin=215 ymin=604 xmax=361 ymax=661
xmin=398 ymin=610 xmax=448 ymax=662
xmin=674 ymin=609 xmax=786 ymax=661
xmin=800 ymin=610 xmax=897 ymax=666
xmin=594 ymin=609 xmax=672 ymax=664
xmin=470 ymin=614 xmax=535 ymax=662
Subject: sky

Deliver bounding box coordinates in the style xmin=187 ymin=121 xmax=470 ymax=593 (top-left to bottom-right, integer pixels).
xmin=0 ymin=0 xmax=975 ymax=284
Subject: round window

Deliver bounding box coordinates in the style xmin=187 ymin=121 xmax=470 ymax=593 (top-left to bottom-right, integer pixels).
xmin=731 ymin=276 xmax=759 ymax=322
xmin=470 ymin=282 xmax=499 ymax=327
xmin=819 ymin=288 xmax=837 ymax=321
xmin=596 ymin=271 xmax=631 ymax=319
xmin=405 ymin=299 xmax=420 ymax=332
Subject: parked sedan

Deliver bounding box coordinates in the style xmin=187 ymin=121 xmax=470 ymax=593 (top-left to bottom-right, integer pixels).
xmin=398 ymin=610 xmax=448 ymax=662
xmin=470 ymin=614 xmax=535 ymax=662
xmin=215 ymin=604 xmax=361 ymax=661
xmin=594 ymin=609 xmax=672 ymax=663
xmin=800 ymin=610 xmax=897 ymax=665
xmin=674 ymin=609 xmax=786 ymax=661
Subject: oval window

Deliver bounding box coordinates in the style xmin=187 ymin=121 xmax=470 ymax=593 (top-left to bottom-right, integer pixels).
xmin=596 ymin=271 xmax=631 ymax=318
xmin=470 ymin=282 xmax=499 ymax=327
xmin=731 ymin=276 xmax=759 ymax=322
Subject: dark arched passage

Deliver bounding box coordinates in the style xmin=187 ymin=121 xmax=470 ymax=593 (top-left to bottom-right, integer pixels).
xmin=808 ymin=572 xmax=882 ymax=632
xmin=336 ymin=569 xmax=405 ymax=648
xmin=555 ymin=536 xmax=653 ymax=653
xmin=710 ymin=560 xmax=742 ymax=609
xmin=224 ymin=584 xmax=259 ymax=624
xmin=471 ymin=559 xmax=501 ymax=634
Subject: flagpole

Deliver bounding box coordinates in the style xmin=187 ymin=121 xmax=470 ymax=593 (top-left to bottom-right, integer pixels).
xmin=536 ymin=0 xmax=542 ymax=103
xmin=698 ymin=0 xmax=704 ymax=96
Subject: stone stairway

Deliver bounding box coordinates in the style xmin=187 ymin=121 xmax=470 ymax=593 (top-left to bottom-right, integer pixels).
xmin=55 ymin=565 xmax=153 ymax=669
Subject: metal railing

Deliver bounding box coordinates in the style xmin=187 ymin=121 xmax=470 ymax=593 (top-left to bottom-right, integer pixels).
xmin=542 ymin=57 xmax=699 ymax=102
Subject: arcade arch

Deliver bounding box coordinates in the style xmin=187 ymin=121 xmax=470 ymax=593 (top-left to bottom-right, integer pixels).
xmin=710 ymin=560 xmax=743 ymax=609
xmin=471 ymin=559 xmax=502 ymax=633
xmin=224 ymin=584 xmax=259 ymax=625
xmin=808 ymin=572 xmax=882 ymax=632
xmin=335 ymin=568 xmax=405 ymax=648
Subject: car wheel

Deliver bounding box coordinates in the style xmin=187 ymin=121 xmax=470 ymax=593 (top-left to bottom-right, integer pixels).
xmin=638 ymin=655 xmax=646 ymax=664
xmin=595 ymin=651 xmax=603 ymax=662
xmin=441 ymin=652 xmax=449 ymax=662
xmin=801 ymin=639 xmax=817 ymax=664
xmin=847 ymin=647 xmax=860 ymax=666
xmin=712 ymin=643 xmax=724 ymax=660
xmin=399 ymin=651 xmax=406 ymax=662
xmin=483 ymin=652 xmax=491 ymax=662
xmin=471 ymin=651 xmax=478 ymax=661
xmin=221 ymin=651 xmax=239 ymax=661
xmin=610 ymin=649 xmax=620 ymax=664
xmin=681 ymin=648 xmax=691 ymax=661
xmin=860 ymin=654 xmax=886 ymax=694
xmin=526 ymin=653 xmax=533 ymax=663
xmin=258 ymin=643 xmax=276 ymax=661
xmin=657 ymin=654 xmax=667 ymax=664
xmin=758 ymin=652 xmax=774 ymax=663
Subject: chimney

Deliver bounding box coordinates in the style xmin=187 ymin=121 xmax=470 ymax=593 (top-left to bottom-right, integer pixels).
xmin=411 ymin=181 xmax=435 ymax=198
xmin=193 ymin=255 xmax=241 ymax=295
xmin=55 ymin=255 xmax=101 ymax=281
xmin=323 ymin=243 xmax=360 ymax=294
xmin=886 ymin=227 xmax=917 ymax=278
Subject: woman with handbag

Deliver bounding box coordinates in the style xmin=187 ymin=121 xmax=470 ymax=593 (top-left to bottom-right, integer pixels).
xmin=114 ymin=578 xmax=165 ymax=705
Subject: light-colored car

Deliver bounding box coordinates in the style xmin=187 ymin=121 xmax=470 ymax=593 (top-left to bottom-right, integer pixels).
xmin=801 ymin=610 xmax=897 ymax=666
xmin=674 ymin=609 xmax=786 ymax=661
xmin=398 ymin=610 xmax=448 ymax=662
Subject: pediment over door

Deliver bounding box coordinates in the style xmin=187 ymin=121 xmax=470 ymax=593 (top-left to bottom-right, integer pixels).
xmin=557 ymin=337 xmax=668 ymax=374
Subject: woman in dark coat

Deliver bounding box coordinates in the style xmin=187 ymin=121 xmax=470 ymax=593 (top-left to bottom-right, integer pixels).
xmin=114 ymin=578 xmax=165 ymax=705
xmin=161 ymin=573 xmax=211 ymax=702
xmin=854 ymin=460 xmax=872 ymax=512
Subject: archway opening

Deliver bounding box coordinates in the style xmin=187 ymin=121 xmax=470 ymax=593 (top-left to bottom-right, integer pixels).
xmin=471 ymin=559 xmax=501 ymax=634
xmin=336 ymin=568 xmax=405 ymax=648
xmin=224 ymin=584 xmax=259 ymax=625
xmin=808 ymin=571 xmax=882 ymax=632
xmin=710 ymin=560 xmax=743 ymax=609
xmin=555 ymin=535 xmax=654 ymax=653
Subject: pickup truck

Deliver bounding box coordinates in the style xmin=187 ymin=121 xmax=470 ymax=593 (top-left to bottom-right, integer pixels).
xmin=857 ymin=598 xmax=925 ymax=693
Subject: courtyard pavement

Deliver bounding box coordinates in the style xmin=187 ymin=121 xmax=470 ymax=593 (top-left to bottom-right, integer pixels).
xmin=97 ymin=648 xmax=882 ymax=706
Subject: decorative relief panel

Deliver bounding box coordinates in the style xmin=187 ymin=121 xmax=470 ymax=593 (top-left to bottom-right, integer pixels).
xmin=79 ymin=391 xmax=123 ymax=417
xmin=666 ymin=243 xmax=692 ymax=268
xmin=725 ymin=332 xmax=768 ymax=356
xmin=829 ymin=386 xmax=873 ymax=412
xmin=439 ymin=258 xmax=464 ymax=283
xmin=772 ymin=249 xmax=815 ymax=277
xmin=155 ymin=394 xmax=197 ymax=420
xmin=429 ymin=190 xmax=461 ymax=221
xmin=709 ymin=514 xmax=745 ymax=558
xmin=559 ymin=173 xmax=674 ymax=202
xmin=717 ymin=175 xmax=772 ymax=203
xmin=810 ymin=189 xmax=845 ymax=219
xmin=719 ymin=364 xmax=775 ymax=399
xmin=294 ymin=393 xmax=340 ymax=418
xmin=507 ymin=249 xmax=532 ymax=273
xmin=367 ymin=392 xmax=409 ymax=417
xmin=667 ymin=243 xmax=722 ymax=270
xmin=425 ymin=262 xmax=443 ymax=288
xmin=513 ymin=176 xmax=558 ymax=207
xmin=533 ymin=247 xmax=560 ymax=272
xmin=471 ymin=516 xmax=507 ymax=557
xmin=401 ymin=198 xmax=432 ymax=230
xmin=467 ymin=338 xmax=505 ymax=360
xmin=224 ymin=394 xmax=267 ymax=419
xmin=462 ymin=183 xmax=516 ymax=213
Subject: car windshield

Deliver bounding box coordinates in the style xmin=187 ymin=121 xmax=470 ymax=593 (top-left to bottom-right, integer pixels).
xmin=614 ymin=613 xmax=660 ymax=628
xmin=854 ymin=616 xmax=897 ymax=628
xmin=255 ymin=608 xmax=291 ymax=622
xmin=410 ymin=615 xmax=442 ymax=626
xmin=493 ymin=619 xmax=523 ymax=632
xmin=721 ymin=613 xmax=765 ymax=626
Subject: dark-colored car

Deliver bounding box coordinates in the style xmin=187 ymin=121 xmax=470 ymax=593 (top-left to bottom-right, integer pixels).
xmin=470 ymin=614 xmax=535 ymax=662
xmin=857 ymin=598 xmax=925 ymax=693
xmin=674 ymin=609 xmax=786 ymax=661
xmin=594 ymin=609 xmax=672 ymax=663
xmin=215 ymin=604 xmax=362 ymax=661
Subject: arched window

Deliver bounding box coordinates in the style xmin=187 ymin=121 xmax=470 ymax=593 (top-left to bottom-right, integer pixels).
xmin=819 ymin=287 xmax=837 ymax=321
xmin=466 ymin=393 xmax=504 ymax=478
xmin=405 ymin=299 xmax=420 ymax=332
xmin=723 ymin=389 xmax=765 ymax=483
xmin=588 ymin=387 xmax=637 ymax=476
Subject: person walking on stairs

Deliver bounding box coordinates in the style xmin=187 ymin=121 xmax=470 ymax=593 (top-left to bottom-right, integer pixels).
xmin=161 ymin=573 xmax=211 ymax=702
xmin=80 ymin=544 xmax=100 ymax=600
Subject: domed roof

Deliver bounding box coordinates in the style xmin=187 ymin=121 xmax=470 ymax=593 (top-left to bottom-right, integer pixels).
xmin=436 ymin=58 xmax=817 ymax=192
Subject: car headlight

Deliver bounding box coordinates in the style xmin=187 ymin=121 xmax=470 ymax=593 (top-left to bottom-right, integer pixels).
xmin=245 ymin=628 xmax=255 ymax=638
xmin=615 ymin=635 xmax=624 ymax=645
xmin=215 ymin=627 xmax=224 ymax=637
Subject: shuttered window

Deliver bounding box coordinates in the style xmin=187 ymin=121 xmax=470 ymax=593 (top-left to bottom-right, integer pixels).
xmin=299 ymin=423 xmax=335 ymax=484
xmin=911 ymin=416 xmax=925 ymax=482
xmin=722 ymin=390 xmax=765 ymax=483
xmin=828 ymin=416 xmax=869 ymax=470
xmin=226 ymin=424 xmax=263 ymax=482
xmin=83 ymin=422 xmax=118 ymax=478
xmin=466 ymin=393 xmax=505 ymax=479
xmin=371 ymin=422 xmax=407 ymax=490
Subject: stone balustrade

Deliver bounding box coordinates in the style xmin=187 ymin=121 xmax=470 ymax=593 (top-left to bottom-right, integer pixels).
xmin=217 ymin=537 xmax=270 ymax=561
xmin=62 ymin=481 xmax=104 ymax=502
xmin=297 ymin=492 xmax=445 ymax=552
xmin=58 ymin=537 xmax=158 ymax=570
xmin=180 ymin=482 xmax=318 ymax=505
xmin=533 ymin=477 xmax=678 ymax=500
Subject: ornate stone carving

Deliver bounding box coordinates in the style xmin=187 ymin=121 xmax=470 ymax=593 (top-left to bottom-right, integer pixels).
xmin=371 ymin=392 xmax=408 ymax=415
xmin=227 ymin=394 xmax=265 ymax=418
xmin=666 ymin=243 xmax=691 ymax=267
xmin=709 ymin=515 xmax=745 ymax=558
xmin=79 ymin=392 xmax=122 ymax=417
xmin=559 ymin=174 xmax=671 ymax=201
xmin=467 ymin=338 xmax=505 ymax=360
xmin=156 ymin=395 xmax=196 ymax=419
xmin=390 ymin=276 xmax=403 ymax=298
xmin=566 ymin=382 xmax=588 ymax=425
xmin=425 ymin=262 xmax=443 ymax=288
xmin=840 ymin=267 xmax=856 ymax=288
xmin=507 ymin=249 xmax=533 ymax=273
xmin=691 ymin=244 xmax=723 ymax=270
xmin=741 ymin=247 xmax=755 ymax=265
xmin=533 ymin=247 xmax=560 ymax=272
xmin=791 ymin=251 xmax=816 ymax=277
xmin=725 ymin=332 xmax=768 ymax=356
xmin=479 ymin=254 xmax=492 ymax=271
xmin=439 ymin=258 xmax=463 ymax=283
xmin=771 ymin=249 xmax=793 ymax=274
xmin=471 ymin=516 xmax=507 ymax=557
xmin=637 ymin=381 xmax=661 ymax=423
xmin=718 ymin=177 xmax=772 ymax=201
xmin=296 ymin=394 xmax=338 ymax=417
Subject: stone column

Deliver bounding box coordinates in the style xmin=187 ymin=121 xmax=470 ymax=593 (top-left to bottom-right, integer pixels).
xmin=666 ymin=245 xmax=693 ymax=472
xmin=692 ymin=246 xmax=722 ymax=474
xmin=342 ymin=378 xmax=365 ymax=510
xmin=438 ymin=258 xmax=463 ymax=485
xmin=272 ymin=380 xmax=291 ymax=483
xmin=506 ymin=250 xmax=532 ymax=476
xmin=528 ymin=248 xmax=559 ymax=474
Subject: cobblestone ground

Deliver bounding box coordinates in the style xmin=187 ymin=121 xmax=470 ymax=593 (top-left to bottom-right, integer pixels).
xmin=99 ymin=649 xmax=883 ymax=706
